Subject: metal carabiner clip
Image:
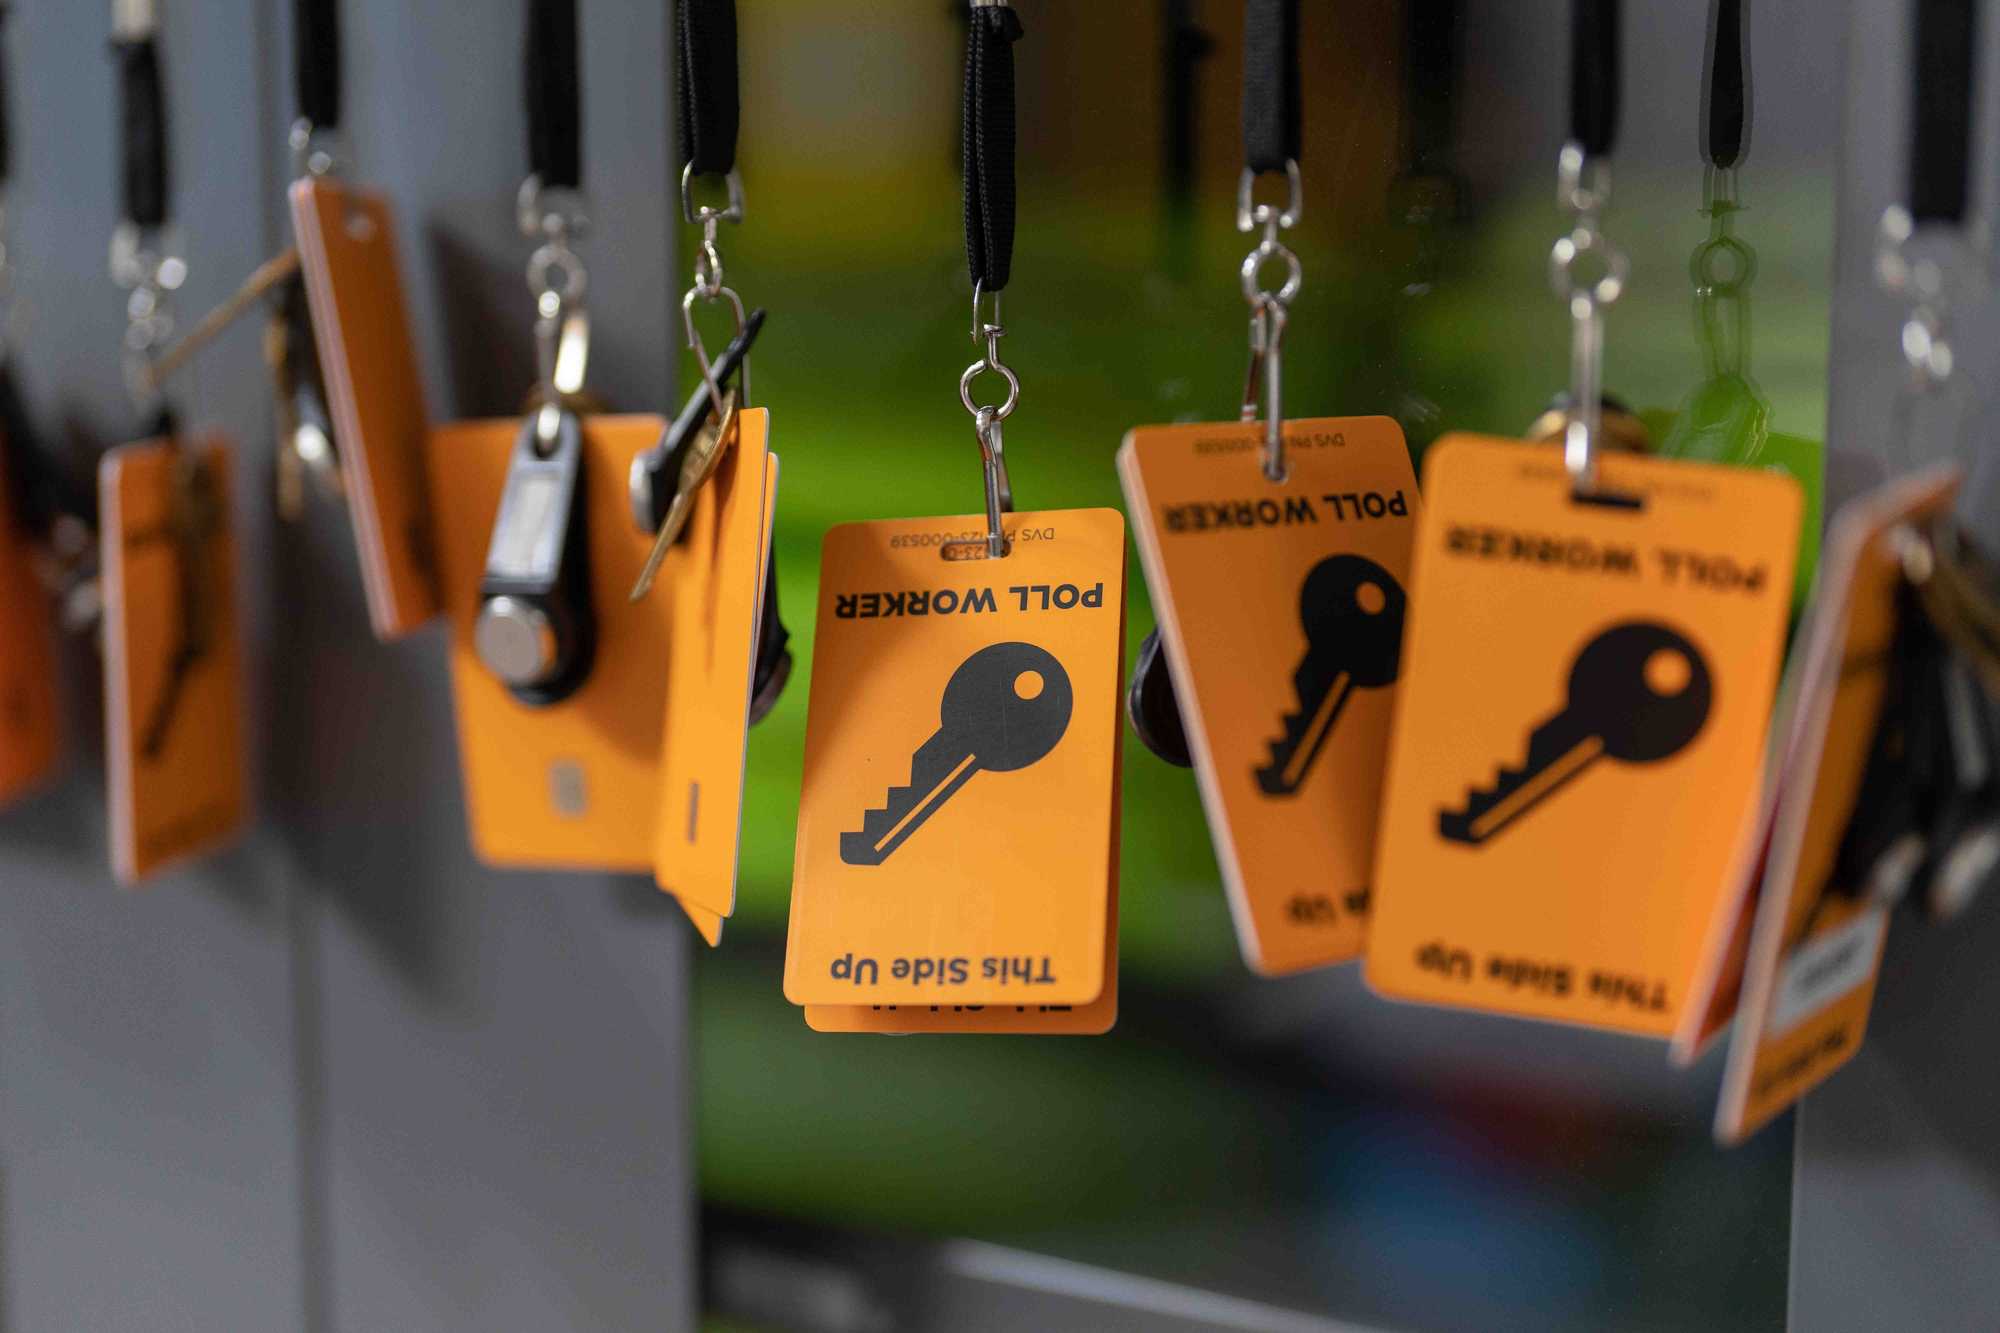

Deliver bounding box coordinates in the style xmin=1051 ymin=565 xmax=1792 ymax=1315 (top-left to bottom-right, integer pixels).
xmin=959 ymin=282 xmax=1018 ymax=558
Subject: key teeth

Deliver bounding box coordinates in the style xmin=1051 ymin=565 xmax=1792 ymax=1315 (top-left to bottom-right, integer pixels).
xmin=1436 ymin=762 xmax=1528 ymax=845
xmin=839 ymin=784 xmax=919 ymax=865
xmin=1253 ymin=709 xmax=1314 ymax=795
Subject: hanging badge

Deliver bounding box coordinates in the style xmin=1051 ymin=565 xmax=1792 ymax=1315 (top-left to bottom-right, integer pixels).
xmin=784 ymin=509 xmax=1126 ymax=1008
xmin=99 ymin=435 xmax=249 ymax=884
xmin=0 ymin=445 xmax=59 ymax=805
xmin=1365 ymin=436 xmax=1800 ymax=1035
xmin=1710 ymin=467 xmax=1959 ymax=1140
xmin=429 ymin=413 xmax=674 ymax=869
xmin=1121 ymin=417 xmax=1418 ymax=973
xmin=652 ymin=409 xmax=777 ymax=920
xmin=289 ymin=177 xmax=439 ymax=638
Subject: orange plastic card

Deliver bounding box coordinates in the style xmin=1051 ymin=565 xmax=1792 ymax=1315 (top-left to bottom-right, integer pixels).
xmin=784 ymin=508 xmax=1126 ymax=1007
xmin=1713 ymin=466 xmax=1959 ymax=1142
xmin=0 ymin=446 xmax=60 ymax=805
xmin=1120 ymin=416 xmax=1418 ymax=973
xmin=290 ymin=176 xmax=439 ymax=639
xmin=1366 ymin=435 xmax=1801 ymax=1036
xmin=682 ymin=901 xmax=726 ymax=947
xmin=99 ymin=435 xmax=249 ymax=885
xmin=653 ymin=412 xmax=776 ymax=920
xmin=428 ymin=414 xmax=672 ymax=870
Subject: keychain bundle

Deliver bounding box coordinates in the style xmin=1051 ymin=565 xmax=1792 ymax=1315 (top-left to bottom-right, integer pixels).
xmin=1120 ymin=0 xmax=1421 ymax=975
xmin=1685 ymin=0 xmax=1997 ymax=1142
xmin=429 ymin=0 xmax=672 ymax=870
xmin=788 ymin=0 xmax=1125 ymax=1034
xmin=636 ymin=0 xmax=789 ymax=944
xmin=1364 ymin=0 xmax=1802 ymax=1037
xmin=430 ymin=0 xmax=785 ymax=911
xmin=99 ymin=0 xmax=249 ymax=884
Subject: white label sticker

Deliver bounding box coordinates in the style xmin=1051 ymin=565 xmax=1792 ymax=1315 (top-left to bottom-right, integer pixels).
xmin=1768 ymin=907 xmax=1888 ymax=1037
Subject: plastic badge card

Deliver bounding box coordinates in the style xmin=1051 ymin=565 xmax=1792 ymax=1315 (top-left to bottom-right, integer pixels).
xmin=291 ymin=176 xmax=439 ymax=639
xmin=1366 ymin=436 xmax=1800 ymax=1036
xmin=785 ymin=509 xmax=1126 ymax=1010
xmin=652 ymin=407 xmax=776 ymax=931
xmin=99 ymin=435 xmax=249 ymax=884
xmin=806 ymin=601 xmax=1127 ymax=1035
xmin=0 ymin=441 xmax=60 ymax=805
xmin=1120 ymin=416 xmax=1418 ymax=973
xmin=428 ymin=415 xmax=672 ymax=870
xmin=1711 ymin=466 xmax=1960 ymax=1142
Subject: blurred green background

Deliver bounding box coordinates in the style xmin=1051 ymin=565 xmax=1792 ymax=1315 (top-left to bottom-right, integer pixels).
xmin=691 ymin=3 xmax=1829 ymax=1327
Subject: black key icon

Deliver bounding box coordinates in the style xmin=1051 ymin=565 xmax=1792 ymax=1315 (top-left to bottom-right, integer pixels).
xmin=1254 ymin=554 xmax=1406 ymax=796
xmin=840 ymin=641 xmax=1074 ymax=866
xmin=1439 ymin=620 xmax=1713 ymax=845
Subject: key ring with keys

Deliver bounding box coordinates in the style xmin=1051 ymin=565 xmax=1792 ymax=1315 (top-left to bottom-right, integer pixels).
xmin=960 ymin=282 xmax=1017 ymax=559
xmin=518 ymin=174 xmax=591 ymax=451
xmin=1237 ymin=159 xmax=1301 ymax=483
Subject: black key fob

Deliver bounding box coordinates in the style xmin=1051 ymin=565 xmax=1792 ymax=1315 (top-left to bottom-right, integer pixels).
xmin=476 ymin=409 xmax=595 ymax=707
xmin=629 ymin=307 xmax=767 ymax=535
xmin=748 ymin=541 xmax=793 ymax=726
xmin=1127 ymin=627 xmax=1193 ymax=768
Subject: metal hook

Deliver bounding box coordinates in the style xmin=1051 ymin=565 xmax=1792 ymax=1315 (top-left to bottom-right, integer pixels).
xmin=1236 ymin=160 xmax=1302 ymax=483
xmin=1548 ymin=142 xmax=1626 ymax=495
xmin=974 ymin=405 xmax=1012 ymax=559
xmin=682 ymin=281 xmax=749 ymax=449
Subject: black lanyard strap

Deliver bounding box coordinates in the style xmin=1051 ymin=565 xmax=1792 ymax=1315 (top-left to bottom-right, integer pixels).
xmin=294 ymin=0 xmax=339 ymax=133
xmin=1910 ymin=0 xmax=1977 ymax=225
xmin=525 ymin=0 xmax=581 ymax=190
xmin=1701 ymin=0 xmax=1745 ymax=170
xmin=963 ymin=0 xmax=1022 ymax=294
xmin=1242 ymin=0 xmax=1299 ymax=176
xmin=680 ymin=0 xmax=739 ymax=178
xmin=1569 ymin=0 xmax=1620 ymax=159
xmin=114 ymin=23 xmax=169 ymax=229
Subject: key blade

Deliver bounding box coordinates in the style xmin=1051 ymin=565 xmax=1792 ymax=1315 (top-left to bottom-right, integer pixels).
xmin=627 ymin=393 xmax=738 ymax=602
xmin=1439 ymin=711 xmax=1606 ymax=845
xmin=840 ymin=729 xmax=982 ymax=866
xmin=1254 ymin=671 xmax=1354 ymax=796
xmin=628 ymin=491 xmax=691 ymax=601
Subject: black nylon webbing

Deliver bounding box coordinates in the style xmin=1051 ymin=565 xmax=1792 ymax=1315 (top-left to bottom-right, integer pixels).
xmin=1242 ymin=0 xmax=1300 ymax=174
xmin=1910 ymin=0 xmax=1977 ymax=224
xmin=294 ymin=0 xmax=340 ymax=131
xmin=115 ymin=33 xmax=169 ymax=229
xmin=525 ymin=0 xmax=582 ymax=189
xmin=1569 ymin=0 xmax=1620 ymax=157
xmin=679 ymin=0 xmax=739 ymax=176
xmin=1701 ymin=0 xmax=1746 ymax=169
xmin=963 ymin=4 xmax=1022 ymax=292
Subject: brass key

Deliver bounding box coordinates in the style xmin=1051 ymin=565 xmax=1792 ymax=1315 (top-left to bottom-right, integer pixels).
xmin=629 ymin=385 xmax=737 ymax=601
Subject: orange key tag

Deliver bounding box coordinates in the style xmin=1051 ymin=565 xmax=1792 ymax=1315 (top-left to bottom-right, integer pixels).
xmin=427 ymin=414 xmax=672 ymax=870
xmin=1120 ymin=416 xmax=1418 ymax=973
xmin=652 ymin=409 xmax=776 ymax=922
xmin=290 ymin=176 xmax=439 ymax=639
xmin=784 ymin=509 xmax=1126 ymax=1007
xmin=1365 ymin=435 xmax=1801 ymax=1036
xmin=1712 ymin=466 xmax=1960 ymax=1142
xmin=0 ymin=438 xmax=60 ymax=806
xmin=98 ymin=434 xmax=250 ymax=884
xmin=804 ymin=741 xmax=1122 ymax=1035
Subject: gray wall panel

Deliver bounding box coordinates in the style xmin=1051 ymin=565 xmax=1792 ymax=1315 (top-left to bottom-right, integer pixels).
xmin=2 ymin=2 xmax=691 ymax=1331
